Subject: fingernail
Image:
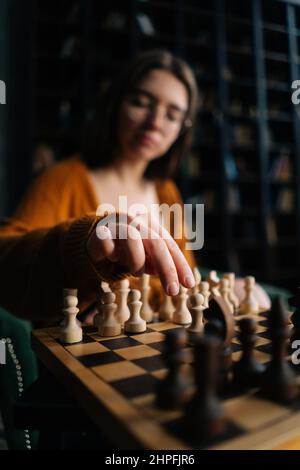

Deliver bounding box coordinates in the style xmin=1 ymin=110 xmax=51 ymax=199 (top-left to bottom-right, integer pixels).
xmin=184 ymin=275 xmax=195 ymax=288
xmin=167 ymin=282 xmax=179 ymax=296
xmin=96 ymin=225 xmax=110 ymax=240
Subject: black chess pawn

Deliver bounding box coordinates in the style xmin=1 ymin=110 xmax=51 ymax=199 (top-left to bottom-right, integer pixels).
xmin=183 ymin=335 xmax=226 ymax=441
xmin=261 ymin=297 xmax=299 ymax=404
xmin=204 ymin=319 xmax=232 ymax=394
xmin=232 ymin=317 xmax=265 ymax=389
xmin=156 ymin=328 xmax=193 ymax=409
xmin=289 ymin=288 xmax=300 ymax=352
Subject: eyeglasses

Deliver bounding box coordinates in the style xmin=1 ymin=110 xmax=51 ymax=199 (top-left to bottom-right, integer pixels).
xmin=123 ymin=93 xmax=193 ymax=133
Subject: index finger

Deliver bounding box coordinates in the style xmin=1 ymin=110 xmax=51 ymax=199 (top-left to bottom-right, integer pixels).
xmin=133 ymin=216 xmax=195 ymax=290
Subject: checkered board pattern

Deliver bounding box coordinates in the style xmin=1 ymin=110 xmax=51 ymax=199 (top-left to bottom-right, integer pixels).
xmin=32 ymin=310 xmax=300 ymax=450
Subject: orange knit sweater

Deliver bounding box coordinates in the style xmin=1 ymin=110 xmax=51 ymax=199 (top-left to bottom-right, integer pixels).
xmin=0 ymin=157 xmax=196 ymax=322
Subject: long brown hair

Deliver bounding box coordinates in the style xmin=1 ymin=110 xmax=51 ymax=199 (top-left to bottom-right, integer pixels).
xmin=81 ymin=50 xmax=199 ymax=179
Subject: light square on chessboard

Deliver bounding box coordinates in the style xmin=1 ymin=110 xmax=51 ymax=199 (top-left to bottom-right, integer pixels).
xmin=255 ymin=324 xmax=267 ymax=334
xmin=133 ymin=331 xmax=166 ymax=344
xmin=151 ymin=369 xmax=167 ymax=380
xmin=148 ymin=322 xmax=182 ymax=332
xmin=65 ymin=342 xmax=109 ymax=357
xmin=115 ymin=344 xmax=161 ymax=360
xmin=232 ymin=349 xmax=270 ymax=364
xmin=92 ymin=360 xmax=146 ymax=382
xmin=273 ymin=436 xmax=300 ymax=450
xmin=46 ymin=327 xmax=61 ymax=338
xmin=223 ymin=396 xmax=291 ymax=431
xmin=253 ymin=337 xmax=270 ymax=347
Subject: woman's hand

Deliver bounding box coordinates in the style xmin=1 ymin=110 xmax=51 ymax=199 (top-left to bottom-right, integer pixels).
xmin=86 ymin=212 xmax=195 ymax=296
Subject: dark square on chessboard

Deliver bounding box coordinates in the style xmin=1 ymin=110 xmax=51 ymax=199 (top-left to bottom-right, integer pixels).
xmin=112 ymin=374 xmax=159 ymax=398
xmin=133 ymin=355 xmax=165 ymax=372
xmin=257 ymin=330 xmax=272 ymax=340
xmin=146 ymin=341 xmax=166 ymax=352
xmin=231 ymin=342 xmax=242 ymax=352
xmin=164 ymin=416 xmax=244 ymax=448
xmin=57 ymin=334 xmax=97 ymax=345
xmin=78 ymin=351 xmax=126 ymax=367
xmin=83 ymin=326 xmax=98 ymax=334
xmin=256 ymin=343 xmax=272 ymax=355
xmin=100 ymin=337 xmax=142 ymax=350
xmin=126 ymin=327 xmax=154 ymax=336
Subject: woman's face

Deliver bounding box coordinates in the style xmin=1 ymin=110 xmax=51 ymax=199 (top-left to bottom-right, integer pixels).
xmin=117 ymin=69 xmax=189 ymax=164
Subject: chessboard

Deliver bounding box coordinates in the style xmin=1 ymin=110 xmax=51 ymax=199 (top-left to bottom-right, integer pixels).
xmin=31 ymin=305 xmax=300 ymax=450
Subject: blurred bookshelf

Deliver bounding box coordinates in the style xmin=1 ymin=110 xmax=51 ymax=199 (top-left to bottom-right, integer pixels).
xmin=27 ymin=0 xmax=300 ymax=289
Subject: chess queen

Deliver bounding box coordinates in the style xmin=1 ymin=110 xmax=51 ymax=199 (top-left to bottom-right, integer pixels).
xmin=0 ymin=50 xmax=199 ymax=322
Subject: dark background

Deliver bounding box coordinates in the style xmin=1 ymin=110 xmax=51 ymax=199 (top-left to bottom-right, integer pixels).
xmin=1 ymin=0 xmax=300 ymax=290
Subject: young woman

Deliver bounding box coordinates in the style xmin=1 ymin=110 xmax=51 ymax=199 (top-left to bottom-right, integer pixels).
xmin=0 ymin=50 xmax=199 ymax=322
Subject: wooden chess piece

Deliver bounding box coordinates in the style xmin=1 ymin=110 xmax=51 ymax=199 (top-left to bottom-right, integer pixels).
xmin=156 ymin=328 xmax=193 ymax=409
xmin=260 ymin=297 xmax=299 ymax=404
xmin=289 ymin=287 xmax=300 ymax=349
xmin=187 ymin=293 xmax=205 ymax=336
xmin=239 ymin=276 xmax=259 ymax=315
xmin=223 ymin=273 xmax=239 ymax=314
xmin=94 ymin=281 xmax=112 ymax=328
xmin=115 ymin=278 xmax=130 ymax=324
xmin=232 ymin=317 xmax=265 ymax=388
xmin=139 ymin=274 xmax=154 ymax=322
xmin=219 ymin=278 xmax=234 ymax=314
xmin=203 ymin=296 xmax=235 ymax=393
xmin=159 ymin=294 xmax=174 ymax=321
xmin=207 ymin=270 xmax=220 ymax=298
xmin=199 ymin=281 xmax=210 ymax=309
xmin=173 ymin=285 xmax=192 ymax=325
xmin=191 ymin=267 xmax=201 ymax=294
xmin=183 ymin=335 xmax=226 ymax=440
xmin=124 ymin=289 xmax=147 ymax=333
xmin=98 ymin=291 xmax=122 ymax=337
xmin=60 ymin=288 xmax=82 ymax=344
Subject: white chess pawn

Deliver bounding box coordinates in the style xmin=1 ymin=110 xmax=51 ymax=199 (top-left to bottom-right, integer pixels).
xmin=219 ymin=278 xmax=234 ymax=314
xmin=101 ymin=281 xmax=111 ymax=292
xmin=191 ymin=267 xmax=201 ymax=294
xmin=208 ymin=270 xmax=220 ymax=297
xmin=94 ymin=281 xmax=113 ymax=328
xmin=60 ymin=288 xmax=82 ymax=344
xmin=173 ymin=285 xmax=192 ymax=325
xmin=124 ymin=289 xmax=146 ymax=333
xmin=240 ymin=276 xmax=259 ymax=315
xmin=187 ymin=293 xmax=205 ymax=334
xmin=199 ymin=281 xmax=210 ymax=308
xmin=159 ymin=294 xmax=174 ymax=321
xmin=223 ymin=273 xmax=239 ymax=312
xmin=139 ymin=274 xmax=154 ymax=322
xmin=115 ymin=278 xmax=130 ymax=324
xmin=99 ymin=291 xmax=122 ymax=337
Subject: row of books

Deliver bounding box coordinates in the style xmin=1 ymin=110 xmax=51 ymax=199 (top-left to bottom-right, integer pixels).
xmin=186 ymin=186 xmax=294 ymax=213
xmin=187 ymin=149 xmax=293 ymax=181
